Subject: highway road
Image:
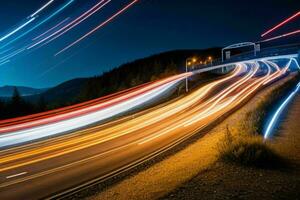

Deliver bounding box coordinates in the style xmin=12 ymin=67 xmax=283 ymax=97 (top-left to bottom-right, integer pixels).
xmin=0 ymin=55 xmax=297 ymax=199
xmin=0 ymin=73 xmax=189 ymax=148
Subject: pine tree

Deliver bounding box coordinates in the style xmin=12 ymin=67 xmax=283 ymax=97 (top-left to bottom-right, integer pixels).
xmin=11 ymin=87 xmax=21 ymax=105
xmin=0 ymin=99 xmax=5 ymax=119
xmin=37 ymin=96 xmax=47 ymax=112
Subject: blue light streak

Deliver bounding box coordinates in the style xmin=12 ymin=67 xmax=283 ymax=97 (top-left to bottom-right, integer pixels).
xmin=264 ymin=81 xmax=300 ymax=139
xmin=0 ymin=17 xmax=36 ymax=42
xmin=291 ymin=58 xmax=300 ymax=69
xmin=0 ymin=0 xmax=75 ymax=49
xmin=0 ymin=60 xmax=10 ymax=66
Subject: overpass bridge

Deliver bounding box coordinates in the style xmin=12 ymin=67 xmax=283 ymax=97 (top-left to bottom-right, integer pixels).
xmin=190 ymin=43 xmax=300 ymax=75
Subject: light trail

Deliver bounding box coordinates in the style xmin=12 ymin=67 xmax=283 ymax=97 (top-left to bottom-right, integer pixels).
xmin=0 ymin=0 xmax=74 ymax=49
xmin=28 ymin=0 xmax=111 ymax=50
xmin=36 ymin=0 xmax=112 ymax=49
xmin=0 ymin=47 xmax=14 ymax=55
xmin=0 ymin=67 xmax=235 ymax=134
xmin=184 ymin=63 xmax=258 ymax=126
xmin=32 ymin=17 xmax=70 ymax=41
xmin=185 ymin=62 xmax=273 ymax=126
xmin=0 ymin=77 xmax=185 ymax=147
xmin=262 ymin=60 xmax=286 ymax=85
xmin=184 ymin=58 xmax=294 ymax=128
xmin=1 ymin=66 xmax=241 ymax=161
xmin=264 ymin=81 xmax=300 ymax=139
xmin=0 ymin=17 xmax=36 ymax=42
xmin=0 ymin=48 xmax=26 ymax=63
xmin=0 ymin=56 xmax=297 ymax=199
xmin=0 ymin=68 xmax=241 ymax=167
xmin=0 ymin=74 xmax=189 ymax=133
xmin=0 ymin=78 xmax=164 ymax=127
xmin=0 ymin=69 xmax=240 ymax=165
xmin=30 ymin=0 xmax=55 ymax=18
xmin=291 ymin=58 xmax=300 ymax=69
xmin=0 ymin=60 xmax=10 ymax=66
xmin=6 ymin=171 xmax=27 ymax=179
xmin=261 ymin=29 xmax=300 ymax=43
xmin=55 ymin=0 xmax=139 ymax=56
xmin=261 ymin=11 xmax=300 ymax=37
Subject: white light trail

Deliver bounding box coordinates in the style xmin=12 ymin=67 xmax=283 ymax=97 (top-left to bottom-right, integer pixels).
xmin=30 ymin=0 xmax=55 ymax=18
xmin=28 ymin=0 xmax=111 ymax=50
xmin=39 ymin=0 xmax=112 ymax=48
xmin=0 ymin=17 xmax=36 ymax=42
xmin=0 ymin=0 xmax=74 ymax=49
xmin=6 ymin=171 xmax=28 ymax=179
xmin=0 ymin=78 xmax=182 ymax=148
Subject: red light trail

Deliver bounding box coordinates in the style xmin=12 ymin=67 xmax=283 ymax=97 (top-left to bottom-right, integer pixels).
xmin=32 ymin=17 xmax=70 ymax=41
xmin=55 ymin=0 xmax=139 ymax=56
xmin=261 ymin=11 xmax=300 ymax=37
xmin=262 ymin=29 xmax=300 ymax=42
xmin=28 ymin=0 xmax=111 ymax=50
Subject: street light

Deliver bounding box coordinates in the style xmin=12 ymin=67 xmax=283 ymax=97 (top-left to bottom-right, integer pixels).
xmin=208 ymin=56 xmax=213 ymax=65
xmin=185 ymin=57 xmax=197 ymax=92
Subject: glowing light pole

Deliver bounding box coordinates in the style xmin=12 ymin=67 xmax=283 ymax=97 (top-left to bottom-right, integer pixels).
xmin=185 ymin=57 xmax=197 ymax=92
xmin=208 ymin=56 xmax=213 ymax=65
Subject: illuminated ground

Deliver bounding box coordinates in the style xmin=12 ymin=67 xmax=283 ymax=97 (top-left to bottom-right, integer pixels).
xmin=163 ymin=80 xmax=300 ymax=200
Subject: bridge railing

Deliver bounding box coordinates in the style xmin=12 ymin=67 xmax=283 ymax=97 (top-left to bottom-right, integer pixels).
xmin=192 ymin=43 xmax=300 ymax=71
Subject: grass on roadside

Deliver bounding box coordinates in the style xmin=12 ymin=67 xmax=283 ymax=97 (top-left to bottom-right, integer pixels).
xmin=218 ymin=128 xmax=285 ymax=168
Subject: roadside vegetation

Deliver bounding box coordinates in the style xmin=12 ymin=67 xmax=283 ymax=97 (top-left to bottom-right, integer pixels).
xmin=218 ymin=131 xmax=284 ymax=168
xmin=218 ymin=73 xmax=300 ymax=168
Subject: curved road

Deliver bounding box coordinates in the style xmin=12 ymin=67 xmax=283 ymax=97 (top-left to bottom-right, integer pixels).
xmin=0 ymin=56 xmax=297 ymax=199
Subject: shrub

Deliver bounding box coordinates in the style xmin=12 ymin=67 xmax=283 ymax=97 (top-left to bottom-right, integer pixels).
xmin=218 ymin=130 xmax=285 ymax=168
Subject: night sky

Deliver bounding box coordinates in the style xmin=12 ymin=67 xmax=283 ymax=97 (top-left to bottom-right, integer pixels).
xmin=0 ymin=0 xmax=299 ymax=88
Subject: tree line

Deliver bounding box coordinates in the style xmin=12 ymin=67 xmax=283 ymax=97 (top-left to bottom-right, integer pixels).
xmin=0 ymin=88 xmax=46 ymax=120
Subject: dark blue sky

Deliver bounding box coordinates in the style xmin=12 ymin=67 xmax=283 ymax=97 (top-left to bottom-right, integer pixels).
xmin=0 ymin=0 xmax=299 ymax=88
